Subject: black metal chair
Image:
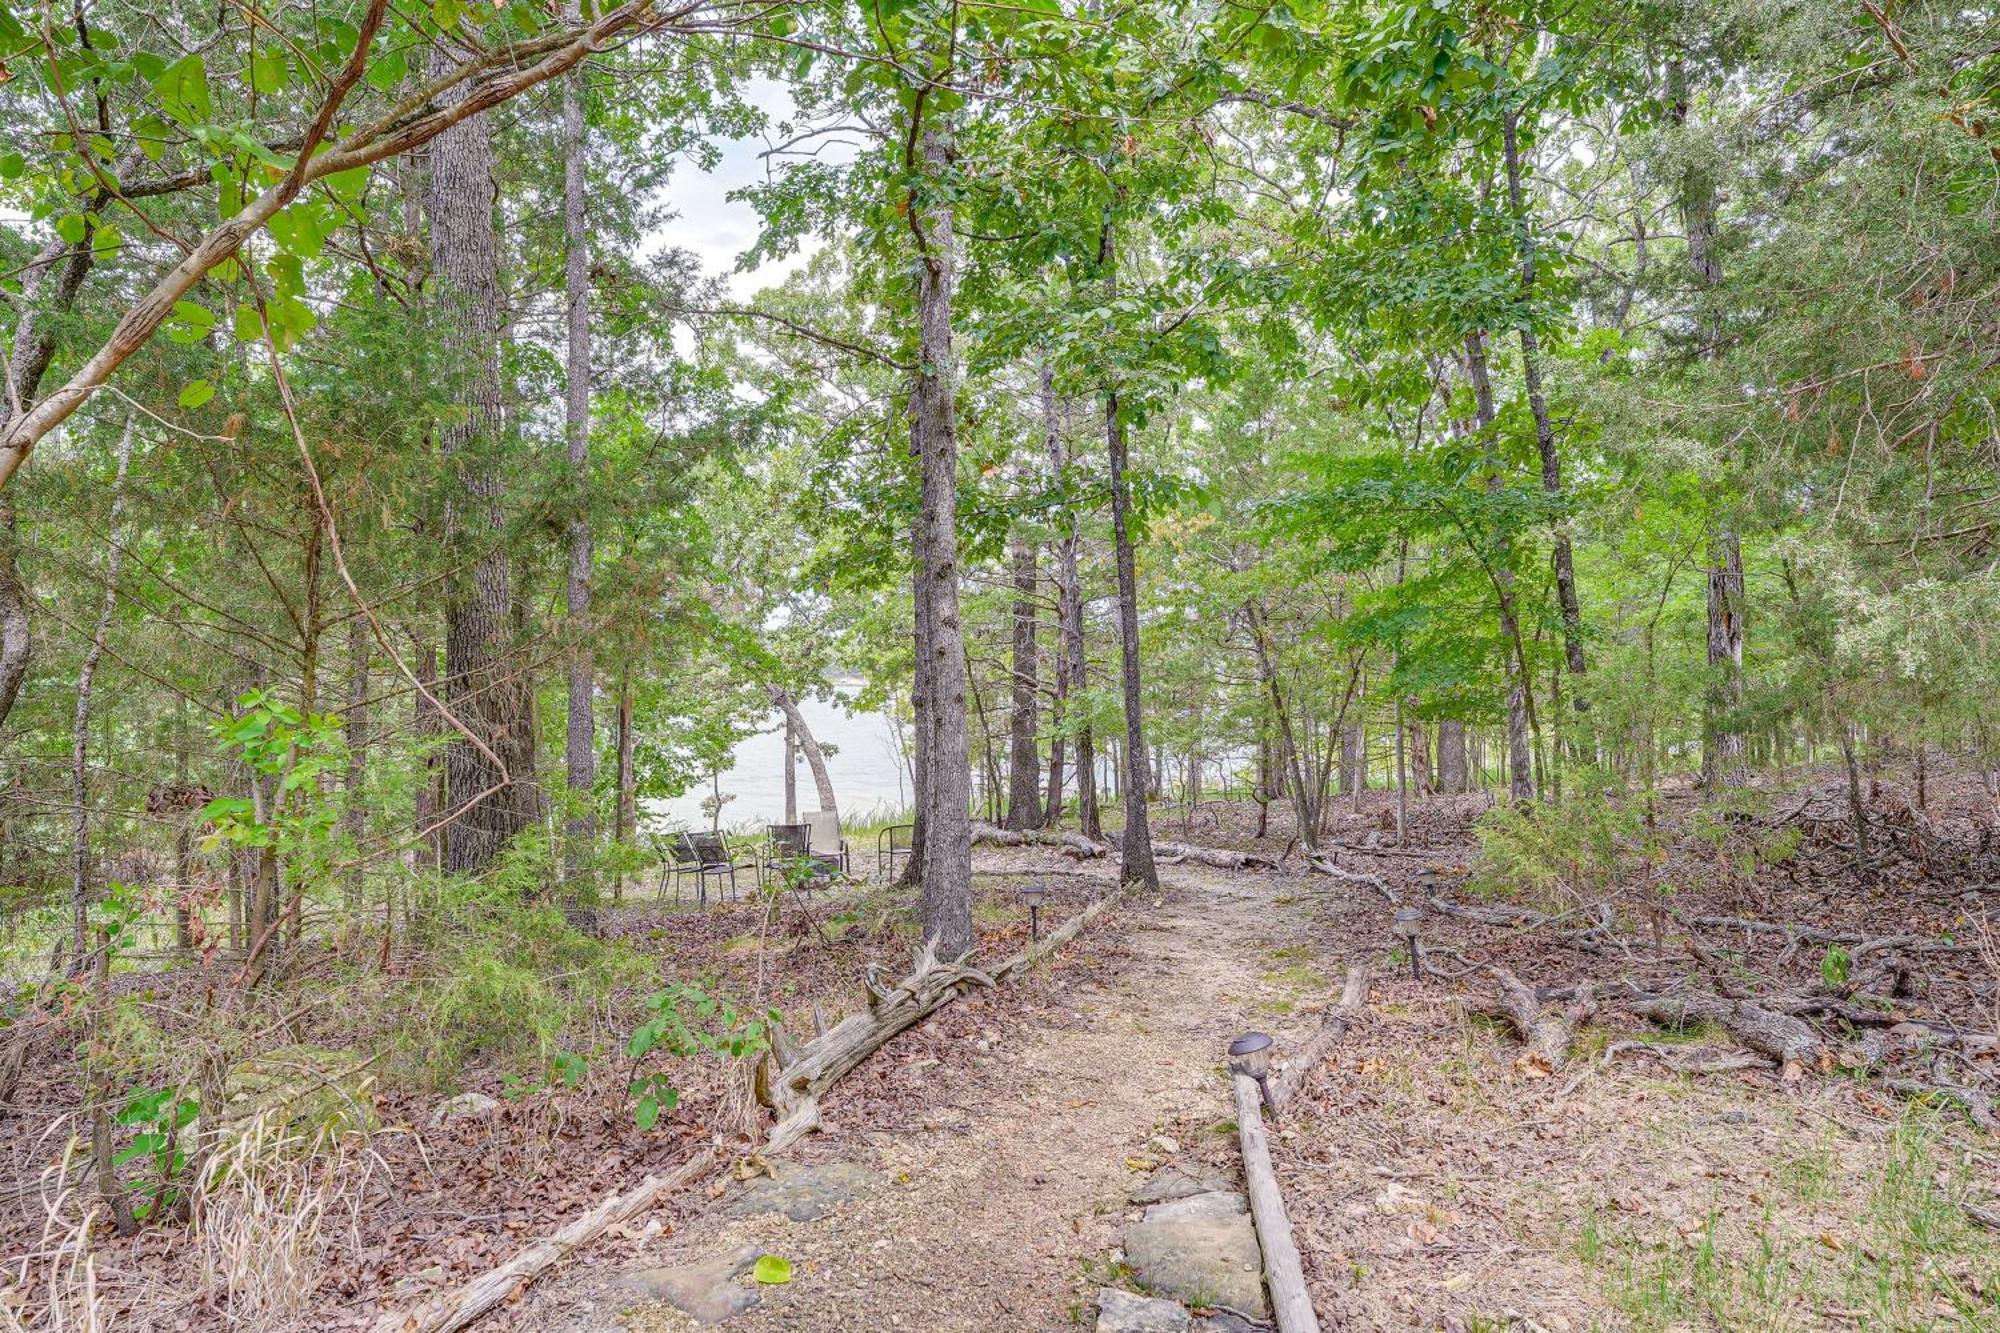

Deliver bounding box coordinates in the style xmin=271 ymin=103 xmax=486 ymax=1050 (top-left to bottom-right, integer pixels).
xmin=764 ymin=823 xmax=812 ymax=889
xmin=876 ymin=822 xmax=913 ymax=879
xmin=688 ymin=831 xmax=751 ymax=905
xmin=658 ymin=831 xmax=702 ymax=901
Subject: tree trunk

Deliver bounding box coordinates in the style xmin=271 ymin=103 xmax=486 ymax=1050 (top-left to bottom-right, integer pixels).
xmin=0 ymin=218 xmax=119 ymax=731
xmin=1248 ymin=601 xmax=1321 ymax=853
xmin=615 ymin=669 xmax=635 ymax=846
xmin=409 ymin=628 xmax=444 ymax=871
xmin=897 ymin=416 xmax=931 ymax=891
xmin=1438 ymin=720 xmax=1467 ymax=793
xmin=342 ymin=617 xmax=370 ymax=913
xmin=69 ymin=420 xmax=136 ymax=958
xmin=1408 ymin=715 xmax=1431 ymax=797
xmin=429 ymin=45 xmax=536 ymax=873
xmin=912 ymin=123 xmax=973 ymax=957
xmin=1669 ymin=60 xmax=1749 ymax=795
xmin=1502 ymin=110 xmax=1587 ymax=691
xmin=769 ymin=685 xmax=837 ymax=819
xmin=1046 ymin=376 xmax=1097 ymax=840
xmin=784 ymin=713 xmax=798 ymax=824
xmin=1004 ymin=528 xmax=1043 ymax=829
xmin=1101 ymin=218 xmax=1157 ymax=893
xmin=561 ymin=35 xmax=596 ymax=926
xmin=1463 ymin=330 xmax=1536 ymax=803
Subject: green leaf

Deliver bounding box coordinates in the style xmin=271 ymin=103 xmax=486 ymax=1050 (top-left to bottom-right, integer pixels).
xmin=365 ymin=47 xmax=408 ymax=93
xmin=250 ymin=48 xmax=287 ymax=94
xmin=633 ymin=1093 xmax=659 ymax=1131
xmin=154 ymin=54 xmax=213 ymax=125
xmin=0 ymin=152 xmax=23 ymax=180
xmin=177 ymin=379 xmax=215 ymax=409
xmin=55 ymin=215 xmax=87 ymax=245
xmin=325 ymin=164 xmax=370 ymax=204
xmin=91 ymin=223 xmax=123 ymax=261
xmin=752 ymin=1256 xmax=792 ymax=1285
xmin=233 ymin=302 xmax=264 ymax=342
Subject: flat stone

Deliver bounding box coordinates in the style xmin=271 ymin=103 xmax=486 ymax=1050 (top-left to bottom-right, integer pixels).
xmin=1144 ymin=1190 xmax=1248 ymax=1224
xmin=1096 ymin=1286 xmax=1191 ymax=1332
xmin=430 ymin=1092 xmax=501 ymax=1124
xmin=618 ymin=1245 xmax=766 ymax=1324
xmin=1131 ymin=1164 xmax=1234 ymax=1206
xmin=1124 ymin=1197 xmax=1267 ymax=1317
xmin=720 ymin=1161 xmax=876 ymax=1222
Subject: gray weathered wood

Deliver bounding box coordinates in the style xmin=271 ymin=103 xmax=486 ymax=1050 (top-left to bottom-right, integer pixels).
xmin=1232 ymin=1072 xmax=1321 ymax=1333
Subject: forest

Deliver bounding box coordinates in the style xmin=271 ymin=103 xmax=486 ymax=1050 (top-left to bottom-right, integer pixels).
xmin=1 ymin=0 xmax=1998 ymax=1328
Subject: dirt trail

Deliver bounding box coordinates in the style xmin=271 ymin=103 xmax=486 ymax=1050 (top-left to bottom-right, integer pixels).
xmin=546 ymin=856 xmax=1322 ymax=1332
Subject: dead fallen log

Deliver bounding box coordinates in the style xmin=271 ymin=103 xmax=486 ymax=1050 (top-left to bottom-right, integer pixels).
xmin=1303 ymin=855 xmax=1396 ymax=902
xmin=1152 ymin=840 xmax=1280 ymax=870
xmin=1231 ymin=1071 xmax=1321 ymax=1333
xmin=1599 ymin=1041 xmax=1773 ymax=1076
xmin=1267 ymin=964 xmax=1369 ymax=1111
xmin=1884 ymin=1078 xmax=1997 ymax=1133
xmin=1481 ymin=968 xmax=1594 ymax=1074
xmin=1630 ymin=992 xmax=1821 ymax=1079
xmin=376 ymin=888 xmax=1127 ymax=1333
xmin=368 ymin=1149 xmax=718 ymax=1333
xmin=970 ymin=820 xmax=1111 ymax=859
xmin=1967 ymin=1202 xmax=2000 ymax=1232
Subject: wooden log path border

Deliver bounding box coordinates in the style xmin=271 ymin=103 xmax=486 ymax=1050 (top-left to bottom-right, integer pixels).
xmin=368 ymin=884 xmax=1128 ymax=1333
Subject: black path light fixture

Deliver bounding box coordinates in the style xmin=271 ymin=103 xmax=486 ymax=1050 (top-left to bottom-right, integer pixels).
xmin=1228 ymin=1031 xmax=1276 ymax=1113
xmin=1393 ymin=904 xmax=1423 ymax=981
xmin=1017 ymin=881 xmax=1052 ymax=943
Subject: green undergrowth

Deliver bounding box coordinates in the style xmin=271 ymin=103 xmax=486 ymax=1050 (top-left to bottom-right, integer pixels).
xmin=1574 ymin=1109 xmax=2000 ymax=1329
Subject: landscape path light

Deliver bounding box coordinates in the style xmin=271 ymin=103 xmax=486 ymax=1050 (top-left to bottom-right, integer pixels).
xmin=1228 ymin=1030 xmax=1276 ymax=1114
xmin=1393 ymin=905 xmax=1424 ymax=981
xmin=1016 ymin=881 xmax=1051 ymax=943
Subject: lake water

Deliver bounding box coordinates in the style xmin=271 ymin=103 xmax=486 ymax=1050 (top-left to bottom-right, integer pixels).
xmin=643 ymin=691 xmax=913 ymax=833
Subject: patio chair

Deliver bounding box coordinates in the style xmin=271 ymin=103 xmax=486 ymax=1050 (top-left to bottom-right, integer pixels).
xmin=802 ymin=810 xmax=850 ymax=878
xmin=763 ymin=822 xmax=812 ymax=888
xmin=657 ymin=831 xmax=703 ymax=901
xmin=877 ymin=823 xmax=913 ymax=879
xmin=688 ymin=831 xmax=752 ymax=905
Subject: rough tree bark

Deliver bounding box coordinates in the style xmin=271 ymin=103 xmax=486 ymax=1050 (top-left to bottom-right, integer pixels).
xmin=428 ymin=45 xmax=537 ymax=872
xmin=1046 ymin=372 xmax=1098 ymax=839
xmin=1463 ymin=330 xmax=1536 ymax=803
xmin=560 ymin=31 xmax=596 ymax=923
xmin=896 ymin=414 xmax=931 ymax=892
xmin=1438 ymin=719 xmax=1468 ymax=793
xmin=1669 ymin=60 xmax=1749 ymax=793
xmin=1100 ymin=219 xmax=1158 ymax=893
xmin=615 ymin=669 xmax=635 ymax=847
xmin=70 ymin=420 xmax=136 ymax=958
xmin=1502 ymin=110 xmax=1587 ymax=691
xmin=342 ymin=618 xmax=370 ymax=913
xmin=1004 ymin=525 xmax=1043 ymax=829
xmin=912 ymin=123 xmax=973 ymax=957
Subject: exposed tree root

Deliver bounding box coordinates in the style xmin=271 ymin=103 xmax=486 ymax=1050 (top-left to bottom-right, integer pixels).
xmin=1884 ymin=1078 xmax=1997 ymax=1132
xmin=1599 ymin=1040 xmax=1772 ymax=1075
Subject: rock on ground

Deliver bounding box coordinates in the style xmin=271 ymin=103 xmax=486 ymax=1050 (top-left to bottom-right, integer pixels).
xmin=617 ymin=1245 xmax=769 ymax=1324
xmin=719 ymin=1161 xmax=877 ymax=1223
xmin=1131 ymin=1163 xmax=1234 ymax=1206
xmin=1096 ymin=1286 xmax=1191 ymax=1332
xmin=1122 ymin=1190 xmax=1267 ymax=1317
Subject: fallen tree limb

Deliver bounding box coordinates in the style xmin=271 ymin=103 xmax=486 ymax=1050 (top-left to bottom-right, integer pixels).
xmin=970 ymin=820 xmax=1110 ymax=859
xmin=1884 ymin=1078 xmax=1997 ymax=1133
xmin=1481 ymin=968 xmax=1594 ymax=1073
xmin=1600 ymin=1041 xmax=1773 ymax=1076
xmin=1268 ymin=963 xmax=1369 ymax=1111
xmin=1152 ymin=840 xmax=1280 ymax=870
xmin=1631 ymin=991 xmax=1821 ymax=1078
xmin=1967 ymin=1202 xmax=2000 ymax=1232
xmin=1231 ymin=1071 xmax=1322 ymax=1333
xmin=368 ymin=1149 xmax=718 ymax=1333
xmin=1303 ymin=855 xmax=1396 ymax=902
